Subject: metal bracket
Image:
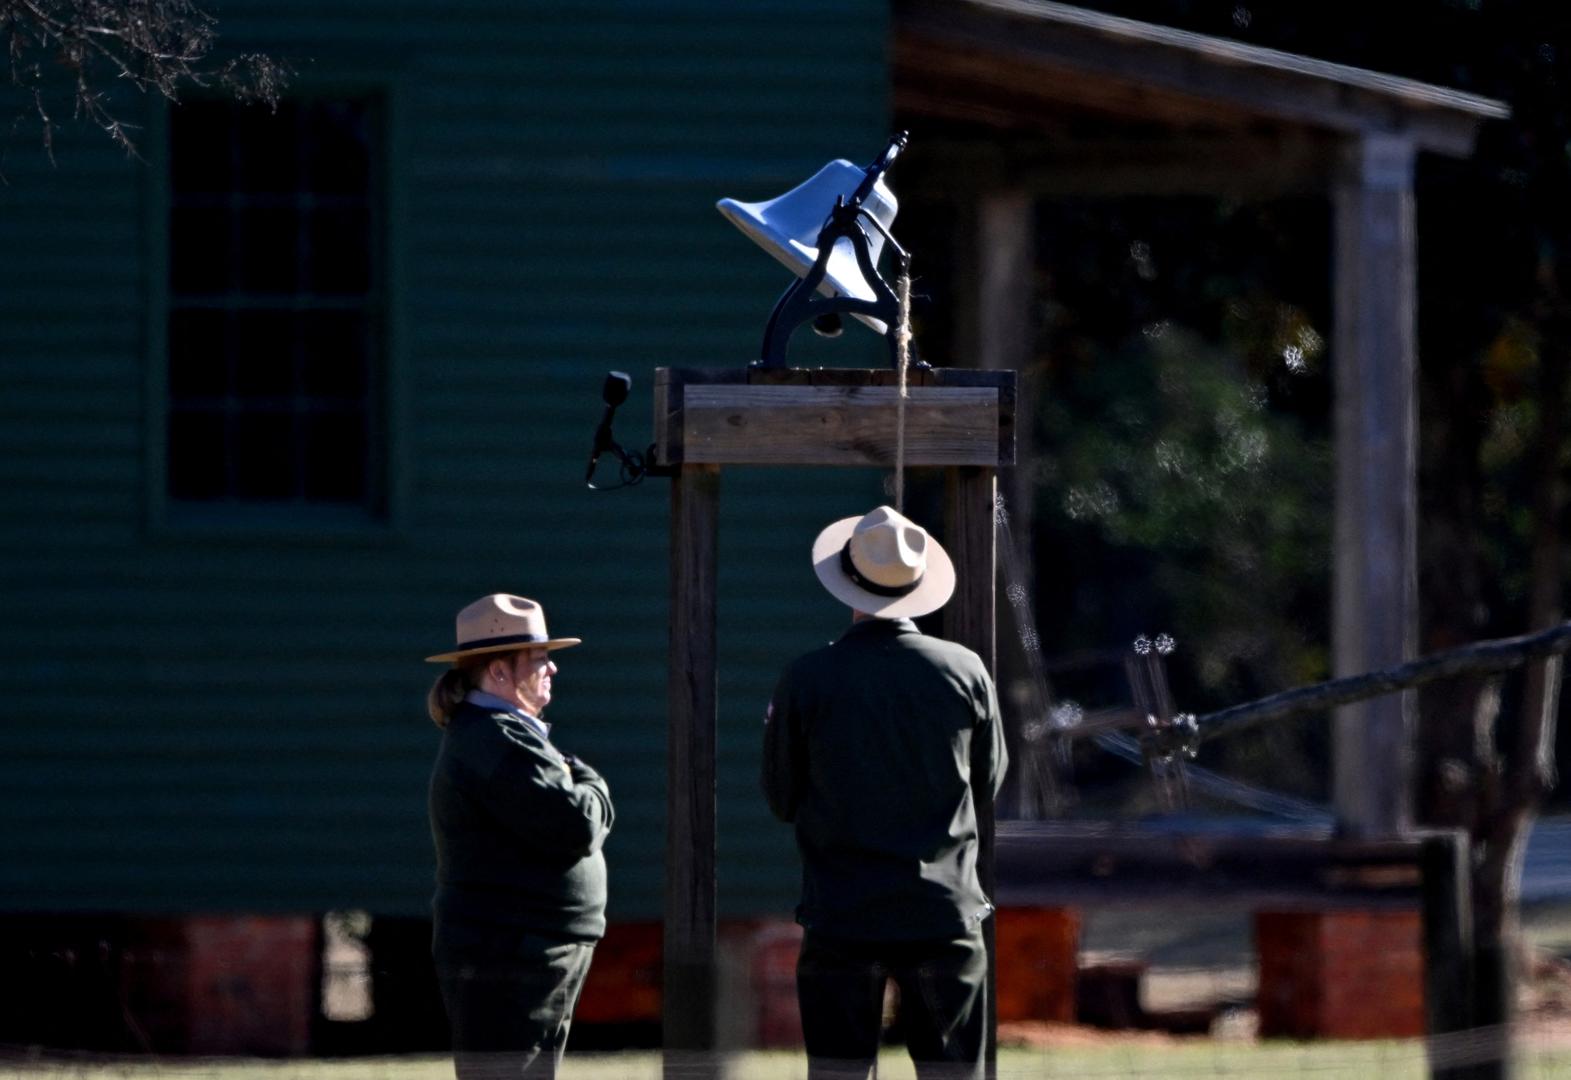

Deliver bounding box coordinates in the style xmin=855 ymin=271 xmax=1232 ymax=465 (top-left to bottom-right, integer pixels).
xmin=1125 ymin=642 xmax=1198 ymax=811
xmin=585 ymin=372 xmax=674 ymax=490
xmin=753 ymin=133 xmax=928 ymax=371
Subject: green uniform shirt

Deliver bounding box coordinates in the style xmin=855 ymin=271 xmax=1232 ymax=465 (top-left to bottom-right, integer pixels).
xmin=429 ymin=701 xmax=614 ymax=942
xmin=762 ymin=617 xmax=1007 ymax=942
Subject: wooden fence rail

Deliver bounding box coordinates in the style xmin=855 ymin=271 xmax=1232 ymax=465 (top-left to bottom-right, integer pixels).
xmin=1186 ymin=621 xmax=1571 ymax=743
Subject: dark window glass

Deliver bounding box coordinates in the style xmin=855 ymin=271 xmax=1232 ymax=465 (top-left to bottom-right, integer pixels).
xmin=167 ymin=410 xmax=227 ymax=499
xmin=166 ymin=95 xmax=383 ymax=514
xmin=306 ymin=207 xmax=371 ymax=293
xmin=306 ymin=102 xmax=370 ymax=195
xmin=168 ymin=310 xmax=229 ymax=398
xmin=301 ymin=312 xmax=368 ymax=400
xmin=170 ymin=207 xmax=232 ymax=294
xmin=234 ymin=102 xmax=301 ymax=194
xmin=170 ymin=101 xmax=233 ymax=194
xmin=236 ymin=207 xmax=300 ymax=294
xmin=303 ymin=412 xmax=367 ymax=501
xmin=234 ymin=411 xmax=295 ymax=499
xmin=233 ymin=312 xmax=295 ymax=398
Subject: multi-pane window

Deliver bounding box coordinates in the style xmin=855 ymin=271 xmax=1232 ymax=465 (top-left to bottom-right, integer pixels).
xmin=166 ymin=97 xmax=383 ymax=512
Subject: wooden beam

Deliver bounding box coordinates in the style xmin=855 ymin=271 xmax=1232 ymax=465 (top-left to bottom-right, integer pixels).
xmin=664 ymin=464 xmax=719 ymax=1077
xmin=653 ymin=367 xmax=1016 ymax=468
xmin=1331 ymin=133 xmax=1417 ymax=839
xmin=682 ymin=385 xmax=997 ymax=467
xmin=1188 ymin=620 xmax=1571 ymax=744
xmin=897 ymin=30 xmax=1277 ymax=133
xmin=896 ymin=130 xmax=1340 ymax=198
xmin=895 ymin=0 xmax=1502 ymax=157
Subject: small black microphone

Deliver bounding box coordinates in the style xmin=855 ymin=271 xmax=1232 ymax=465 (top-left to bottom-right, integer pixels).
xmin=586 ymin=371 xmax=633 ymax=484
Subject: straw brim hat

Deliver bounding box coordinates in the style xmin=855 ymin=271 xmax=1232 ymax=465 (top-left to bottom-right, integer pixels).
xmin=425 ymin=594 xmax=581 ymax=664
xmin=810 ymin=507 xmax=956 ymax=619
xmin=425 ymin=638 xmax=580 ymax=664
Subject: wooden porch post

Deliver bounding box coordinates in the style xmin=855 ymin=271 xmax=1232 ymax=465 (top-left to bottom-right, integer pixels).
xmin=1331 ymin=132 xmax=1419 ymax=838
xmin=954 ymin=190 xmax=1036 ymax=825
xmin=955 ymin=191 xmax=1036 ymax=376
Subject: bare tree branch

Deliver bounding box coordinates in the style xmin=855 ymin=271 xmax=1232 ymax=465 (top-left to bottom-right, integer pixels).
xmin=0 ymin=0 xmax=287 ymax=158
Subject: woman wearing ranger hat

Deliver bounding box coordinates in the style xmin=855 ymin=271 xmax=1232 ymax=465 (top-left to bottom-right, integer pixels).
xmin=762 ymin=506 xmax=1007 ymax=1080
xmin=425 ymin=594 xmax=613 ymax=1080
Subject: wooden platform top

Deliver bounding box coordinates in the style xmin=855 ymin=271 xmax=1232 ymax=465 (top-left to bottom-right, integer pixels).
xmin=654 ymin=366 xmax=1017 ymax=388
xmin=652 ymin=367 xmax=1016 ymax=469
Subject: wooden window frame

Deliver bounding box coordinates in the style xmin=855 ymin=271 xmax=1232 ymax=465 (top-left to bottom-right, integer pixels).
xmin=142 ymin=74 xmax=409 ymax=542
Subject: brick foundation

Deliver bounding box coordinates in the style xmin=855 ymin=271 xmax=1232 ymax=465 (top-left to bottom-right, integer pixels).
xmin=746 ymin=921 xmax=805 ymax=1047
xmin=122 ymin=916 xmax=320 ymax=1055
xmin=0 ymin=914 xmax=319 ymax=1055
xmin=1255 ymin=910 xmax=1425 ymax=1039
xmin=995 ymin=907 xmax=1078 ymax=1024
xmin=575 ymin=920 xmax=662 ymax=1025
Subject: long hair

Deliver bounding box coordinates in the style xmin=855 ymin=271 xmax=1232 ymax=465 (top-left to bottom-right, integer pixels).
xmin=426 ymin=653 xmax=504 ymax=728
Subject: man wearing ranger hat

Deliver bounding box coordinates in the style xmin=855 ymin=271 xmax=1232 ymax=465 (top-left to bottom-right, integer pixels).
xmin=762 ymin=506 xmax=1007 ymax=1079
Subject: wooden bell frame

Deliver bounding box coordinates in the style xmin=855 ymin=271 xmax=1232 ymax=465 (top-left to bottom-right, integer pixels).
xmin=653 ymin=364 xmax=1016 ymax=1075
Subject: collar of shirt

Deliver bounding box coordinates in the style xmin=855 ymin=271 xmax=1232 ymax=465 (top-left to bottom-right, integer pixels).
xmin=464 ymin=689 xmax=551 ymax=740
xmin=839 ymin=616 xmax=919 ymax=641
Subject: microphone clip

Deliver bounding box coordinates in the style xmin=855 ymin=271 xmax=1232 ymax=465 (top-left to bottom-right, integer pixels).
xmin=585 ymin=371 xmax=670 ymax=491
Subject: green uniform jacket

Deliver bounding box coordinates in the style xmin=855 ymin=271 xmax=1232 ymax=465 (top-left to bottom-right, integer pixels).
xmin=429 ymin=702 xmax=614 ymax=943
xmin=762 ymin=617 xmax=1007 ymax=942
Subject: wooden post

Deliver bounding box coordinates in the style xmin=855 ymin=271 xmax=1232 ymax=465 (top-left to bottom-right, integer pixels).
xmin=1421 ymin=829 xmax=1486 ymax=1080
xmin=1332 ymin=132 xmax=1418 ymax=838
xmin=665 ymin=464 xmax=720 ymax=1078
xmin=954 ymin=193 xmax=1037 ymax=820
xmin=955 ymin=191 xmax=1036 ymax=377
xmin=944 ymin=466 xmax=998 ymax=1078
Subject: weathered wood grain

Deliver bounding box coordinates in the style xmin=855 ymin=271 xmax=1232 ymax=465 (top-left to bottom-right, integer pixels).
xmin=943 ymin=466 xmax=998 ymax=1076
xmin=665 ymin=464 xmax=719 ymax=1073
xmin=650 ymin=367 xmax=1016 ymax=469
xmin=1198 ymin=620 xmax=1571 ymax=744
xmin=677 ymin=385 xmax=1001 ymax=466
xmin=1332 ymin=133 xmax=1418 ymax=839
xmin=896 ymin=0 xmax=1503 ymax=157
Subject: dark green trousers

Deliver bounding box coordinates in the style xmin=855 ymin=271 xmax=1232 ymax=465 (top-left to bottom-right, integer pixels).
xmin=796 ymin=926 xmax=987 ymax=1080
xmin=435 ymin=927 xmax=595 ymax=1080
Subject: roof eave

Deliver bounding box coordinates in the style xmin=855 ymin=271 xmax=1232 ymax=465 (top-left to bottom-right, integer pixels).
xmin=897 ymin=0 xmax=1510 ymax=157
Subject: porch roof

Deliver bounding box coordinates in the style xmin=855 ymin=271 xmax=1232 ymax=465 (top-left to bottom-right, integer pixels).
xmin=895 ymin=0 xmax=1509 ymax=158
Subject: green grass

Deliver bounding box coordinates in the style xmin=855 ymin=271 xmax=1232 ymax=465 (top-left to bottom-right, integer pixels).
xmin=4 ymin=1044 xmax=1571 ymax=1080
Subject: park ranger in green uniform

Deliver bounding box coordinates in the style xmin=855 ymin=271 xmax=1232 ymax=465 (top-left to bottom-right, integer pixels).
xmin=425 ymin=594 xmax=614 ymax=1080
xmin=763 ymin=505 xmax=1007 ymax=1080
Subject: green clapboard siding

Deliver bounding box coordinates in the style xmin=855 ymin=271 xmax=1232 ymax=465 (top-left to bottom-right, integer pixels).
xmin=0 ymin=0 xmax=891 ymax=921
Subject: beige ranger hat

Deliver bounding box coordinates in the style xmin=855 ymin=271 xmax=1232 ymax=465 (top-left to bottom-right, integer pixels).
xmin=425 ymin=594 xmax=581 ymax=663
xmin=810 ymin=505 xmax=956 ymax=619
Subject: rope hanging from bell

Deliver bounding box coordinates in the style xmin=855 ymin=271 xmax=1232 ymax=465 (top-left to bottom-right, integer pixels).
xmin=894 ymin=258 xmax=913 ymax=514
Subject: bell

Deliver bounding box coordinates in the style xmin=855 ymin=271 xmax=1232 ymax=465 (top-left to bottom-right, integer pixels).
xmin=717 ymin=159 xmax=899 ymax=333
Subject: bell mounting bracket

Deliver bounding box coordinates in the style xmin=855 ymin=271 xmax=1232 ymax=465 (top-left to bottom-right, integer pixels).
xmin=753 ymin=132 xmax=926 ymax=371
